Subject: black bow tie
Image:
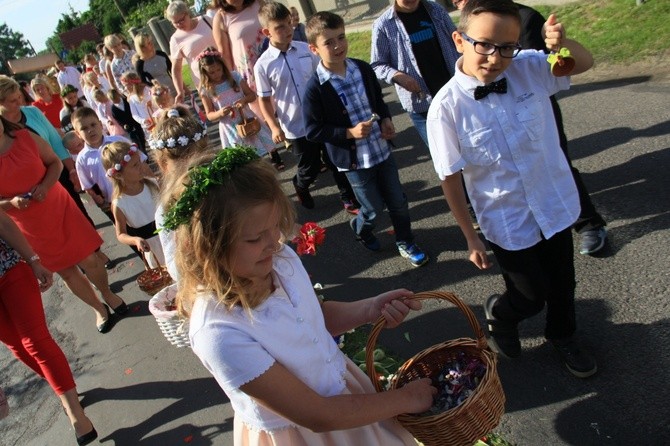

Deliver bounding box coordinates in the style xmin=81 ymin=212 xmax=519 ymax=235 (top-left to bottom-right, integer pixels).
xmin=474 ymin=78 xmax=507 ymax=100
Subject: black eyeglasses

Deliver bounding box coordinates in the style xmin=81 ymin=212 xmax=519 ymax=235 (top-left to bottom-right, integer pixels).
xmin=460 ymin=32 xmax=521 ymax=58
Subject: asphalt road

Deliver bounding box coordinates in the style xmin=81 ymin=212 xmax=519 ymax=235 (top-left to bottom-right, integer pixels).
xmin=2 ymin=69 xmax=669 ymax=445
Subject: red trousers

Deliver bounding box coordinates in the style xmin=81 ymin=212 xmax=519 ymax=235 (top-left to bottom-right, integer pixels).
xmin=0 ymin=262 xmax=75 ymax=395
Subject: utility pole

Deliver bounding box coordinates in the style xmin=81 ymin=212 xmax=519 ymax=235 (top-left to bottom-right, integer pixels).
xmin=112 ymin=0 xmax=127 ymax=22
xmin=27 ymin=40 xmax=38 ymax=56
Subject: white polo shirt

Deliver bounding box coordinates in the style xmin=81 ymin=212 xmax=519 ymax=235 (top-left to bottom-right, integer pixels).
xmin=427 ymin=50 xmax=578 ymax=251
xmin=75 ymin=135 xmax=134 ymax=201
xmin=254 ymin=41 xmax=320 ymax=139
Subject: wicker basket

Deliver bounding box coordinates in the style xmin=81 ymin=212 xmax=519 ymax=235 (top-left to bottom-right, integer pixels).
xmin=365 ymin=291 xmax=505 ymax=446
xmin=137 ymin=251 xmax=173 ymax=296
xmin=148 ymin=284 xmax=191 ymax=348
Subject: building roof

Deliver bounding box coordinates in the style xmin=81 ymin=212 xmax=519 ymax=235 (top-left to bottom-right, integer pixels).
xmin=59 ymin=23 xmax=101 ymax=50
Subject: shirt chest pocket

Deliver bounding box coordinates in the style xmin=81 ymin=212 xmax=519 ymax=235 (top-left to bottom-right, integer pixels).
xmin=458 ymin=127 xmax=501 ymax=166
xmin=295 ymin=56 xmax=315 ymax=82
xmin=515 ymin=99 xmax=544 ymax=141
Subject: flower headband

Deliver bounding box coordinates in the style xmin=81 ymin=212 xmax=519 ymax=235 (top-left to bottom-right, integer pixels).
xmin=161 ymin=146 xmax=260 ymax=231
xmin=196 ymin=49 xmax=222 ymax=63
xmin=121 ymin=77 xmax=142 ymax=85
xmin=147 ymin=120 xmax=207 ymax=150
xmin=105 ymin=144 xmax=139 ymax=177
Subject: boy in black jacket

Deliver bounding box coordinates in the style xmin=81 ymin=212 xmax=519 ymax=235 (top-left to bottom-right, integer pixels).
xmin=302 ymin=11 xmax=427 ymax=267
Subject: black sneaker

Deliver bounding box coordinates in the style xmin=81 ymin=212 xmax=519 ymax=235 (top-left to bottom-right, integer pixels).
xmin=579 ymin=227 xmax=607 ymax=255
xmin=484 ymin=294 xmax=521 ymax=358
xmin=292 ymin=177 xmax=314 ymax=209
xmin=549 ymin=337 xmax=597 ymax=378
xmin=349 ymin=218 xmax=380 ymax=251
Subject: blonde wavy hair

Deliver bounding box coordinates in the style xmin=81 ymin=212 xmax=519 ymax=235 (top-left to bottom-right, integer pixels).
xmin=170 ymin=152 xmax=295 ymax=317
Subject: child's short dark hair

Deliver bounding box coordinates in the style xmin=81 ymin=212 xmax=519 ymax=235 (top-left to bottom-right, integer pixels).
xmin=258 ymin=1 xmax=291 ymax=28
xmin=71 ymin=106 xmax=99 ymax=125
xmin=458 ymin=0 xmax=521 ymax=33
xmin=305 ymin=11 xmax=345 ymax=45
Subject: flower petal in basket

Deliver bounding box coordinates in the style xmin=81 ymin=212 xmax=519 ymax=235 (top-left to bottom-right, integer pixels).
xmin=149 ymin=283 xmax=191 ymax=348
xmin=365 ymin=291 xmax=506 ymax=446
xmin=149 ymin=283 xmax=179 ymax=319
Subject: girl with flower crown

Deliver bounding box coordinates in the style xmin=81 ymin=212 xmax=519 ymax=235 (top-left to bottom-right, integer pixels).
xmin=163 ymin=147 xmax=435 ymax=445
xmin=197 ymin=47 xmax=278 ymax=162
xmin=100 ymin=141 xmax=164 ymax=268
xmin=150 ymin=106 xmax=214 ymax=281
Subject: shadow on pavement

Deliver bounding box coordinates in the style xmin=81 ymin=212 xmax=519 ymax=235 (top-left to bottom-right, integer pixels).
xmin=81 ymin=378 xmax=231 ymax=445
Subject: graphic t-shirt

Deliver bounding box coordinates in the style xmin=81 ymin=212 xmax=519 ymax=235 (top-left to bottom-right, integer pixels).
xmin=397 ymin=3 xmax=451 ymax=96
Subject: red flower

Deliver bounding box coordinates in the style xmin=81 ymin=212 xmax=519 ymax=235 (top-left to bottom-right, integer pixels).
xmin=292 ymin=222 xmax=326 ymax=256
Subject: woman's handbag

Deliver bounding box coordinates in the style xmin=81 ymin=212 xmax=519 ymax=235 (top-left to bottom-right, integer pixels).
xmin=136 ymin=251 xmax=173 ymax=296
xmin=235 ymin=104 xmax=261 ymax=138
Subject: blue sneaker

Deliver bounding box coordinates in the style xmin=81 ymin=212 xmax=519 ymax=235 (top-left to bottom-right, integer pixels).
xmin=349 ymin=218 xmax=380 ymax=251
xmin=396 ymin=242 xmax=428 ymax=267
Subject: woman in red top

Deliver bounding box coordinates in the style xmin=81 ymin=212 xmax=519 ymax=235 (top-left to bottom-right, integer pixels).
xmin=30 ymin=77 xmax=63 ymax=131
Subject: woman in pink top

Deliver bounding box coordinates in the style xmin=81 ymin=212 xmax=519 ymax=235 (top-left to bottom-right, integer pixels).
xmin=211 ymin=0 xmax=266 ymax=119
xmin=166 ymin=0 xmax=216 ymax=105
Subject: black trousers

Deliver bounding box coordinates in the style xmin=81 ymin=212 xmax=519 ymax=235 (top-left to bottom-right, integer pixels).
xmin=551 ymin=96 xmax=606 ymax=233
xmin=290 ymin=136 xmax=322 ymax=189
xmin=488 ymin=227 xmax=576 ymax=340
xmin=290 ymin=137 xmax=356 ymax=202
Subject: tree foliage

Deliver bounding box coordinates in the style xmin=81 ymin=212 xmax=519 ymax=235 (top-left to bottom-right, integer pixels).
xmin=0 ymin=23 xmax=34 ymax=75
xmin=43 ymin=0 xmax=196 ymax=65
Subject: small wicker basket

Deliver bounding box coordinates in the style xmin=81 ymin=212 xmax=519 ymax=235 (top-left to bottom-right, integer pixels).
xmin=365 ymin=291 xmax=505 ymax=446
xmin=137 ymin=252 xmax=173 ymax=296
xmin=148 ymin=284 xmax=191 ymax=348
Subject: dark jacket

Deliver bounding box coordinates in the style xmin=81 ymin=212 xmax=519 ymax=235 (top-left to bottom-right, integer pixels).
xmin=111 ymin=97 xmax=146 ymax=152
xmin=303 ymin=58 xmax=391 ymax=170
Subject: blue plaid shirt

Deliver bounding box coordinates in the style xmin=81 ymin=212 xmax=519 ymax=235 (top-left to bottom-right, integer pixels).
xmin=371 ymin=0 xmax=459 ymax=114
xmin=316 ymin=60 xmax=390 ymax=169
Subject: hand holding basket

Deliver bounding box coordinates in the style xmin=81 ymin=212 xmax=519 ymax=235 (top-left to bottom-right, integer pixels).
xmin=235 ymin=104 xmax=261 ymax=138
xmin=365 ymin=291 xmax=505 ymax=446
xmin=136 ymin=251 xmax=173 ymax=296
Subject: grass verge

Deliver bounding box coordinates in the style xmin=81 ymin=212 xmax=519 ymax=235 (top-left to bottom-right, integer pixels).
xmin=347 ymin=0 xmax=669 ymax=65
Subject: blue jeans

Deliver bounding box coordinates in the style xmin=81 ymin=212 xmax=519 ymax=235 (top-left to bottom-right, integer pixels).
xmin=408 ymin=111 xmax=429 ymax=148
xmin=345 ymin=154 xmax=413 ymax=244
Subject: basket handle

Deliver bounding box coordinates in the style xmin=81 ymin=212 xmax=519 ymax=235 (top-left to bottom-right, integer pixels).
xmin=235 ymin=103 xmax=250 ymax=124
xmin=140 ymin=250 xmax=163 ymax=271
xmin=364 ymin=291 xmax=488 ymax=392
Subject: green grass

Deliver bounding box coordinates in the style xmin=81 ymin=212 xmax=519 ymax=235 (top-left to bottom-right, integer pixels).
xmin=347 ymin=0 xmax=670 ymax=65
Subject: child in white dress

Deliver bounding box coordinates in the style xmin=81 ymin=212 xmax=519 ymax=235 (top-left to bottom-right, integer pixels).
xmin=149 ymin=106 xmax=214 ymax=281
xmin=163 ymin=147 xmax=436 ymax=445
xmin=121 ymin=71 xmax=154 ymax=137
xmin=197 ymin=47 xmax=275 ymax=159
xmin=100 ymin=142 xmax=165 ymax=268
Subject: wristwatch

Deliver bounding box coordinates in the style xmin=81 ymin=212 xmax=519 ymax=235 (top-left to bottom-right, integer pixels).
xmin=27 ymin=254 xmax=40 ymax=264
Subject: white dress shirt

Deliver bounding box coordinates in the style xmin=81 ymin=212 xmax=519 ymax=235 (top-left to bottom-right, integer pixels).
xmin=254 ymin=41 xmax=320 ymax=139
xmin=427 ymin=50 xmax=579 ymax=250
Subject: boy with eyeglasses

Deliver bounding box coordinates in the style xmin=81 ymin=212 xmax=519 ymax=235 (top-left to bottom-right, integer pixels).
xmin=453 ymin=0 xmax=608 ymax=255
xmin=427 ymin=0 xmax=597 ymax=377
